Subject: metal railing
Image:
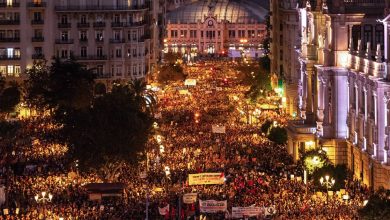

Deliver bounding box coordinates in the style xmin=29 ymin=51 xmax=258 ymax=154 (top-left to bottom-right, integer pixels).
xmin=27 ymin=2 xmax=46 ymax=7
xmin=55 ymin=39 xmax=74 ymax=44
xmin=0 ymin=20 xmax=20 ymax=25
xmin=55 ymin=4 xmax=149 ymax=11
xmin=32 ymin=37 xmax=44 ymax=42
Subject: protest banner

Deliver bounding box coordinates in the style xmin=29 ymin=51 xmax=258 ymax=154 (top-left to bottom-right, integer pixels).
xmin=183 ymin=193 xmax=197 ymax=204
xmin=158 ymin=204 xmax=169 ymax=215
xmin=232 ymin=207 xmax=262 ymax=218
xmin=199 ymin=200 xmax=227 ymax=213
xmin=212 ymin=125 xmax=226 ymax=134
xmin=184 ymin=79 xmax=197 ymax=86
xmin=189 ymin=173 xmax=225 ymax=185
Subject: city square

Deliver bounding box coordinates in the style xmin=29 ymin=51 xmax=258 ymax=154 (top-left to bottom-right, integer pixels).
xmin=0 ymin=0 xmax=390 ymax=219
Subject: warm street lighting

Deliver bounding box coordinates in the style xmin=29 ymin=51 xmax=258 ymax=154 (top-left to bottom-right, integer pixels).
xmin=34 ymin=191 xmax=53 ymax=203
xmin=320 ymin=175 xmax=335 ymax=204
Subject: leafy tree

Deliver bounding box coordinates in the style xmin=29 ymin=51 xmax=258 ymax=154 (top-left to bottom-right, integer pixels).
xmin=267 ymin=126 xmax=287 ymax=145
xmin=157 ymin=63 xmax=186 ymax=84
xmin=260 ymin=120 xmax=272 ymax=134
xmin=0 ymin=83 xmax=21 ymax=116
xmin=94 ymin=82 xmax=107 ymax=96
xmin=62 ymin=84 xmax=153 ymax=182
xmin=298 ymin=149 xmax=331 ymax=174
xmin=128 ymin=79 xmax=157 ymax=114
xmin=0 ymin=76 xmax=5 ymax=92
xmin=359 ymin=188 xmax=390 ymax=220
xmin=25 ymin=59 xmax=95 ymax=111
xmin=164 ymin=52 xmax=181 ymax=65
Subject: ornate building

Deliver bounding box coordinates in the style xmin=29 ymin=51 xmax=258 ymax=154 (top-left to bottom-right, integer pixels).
xmin=0 ymin=0 xmax=165 ymax=81
xmin=270 ymin=0 xmax=300 ymax=116
xmin=275 ymin=0 xmax=390 ymax=189
xmin=164 ymin=0 xmax=268 ymax=59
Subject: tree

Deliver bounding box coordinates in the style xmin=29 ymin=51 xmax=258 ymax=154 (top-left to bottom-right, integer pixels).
xmin=260 ymin=120 xmax=272 ymax=134
xmin=0 ymin=83 xmax=21 ymax=116
xmin=164 ymin=52 xmax=181 ymax=65
xmin=128 ymin=79 xmax=157 ymax=114
xmin=157 ymin=63 xmax=186 ymax=84
xmin=267 ymin=126 xmax=287 ymax=144
xmin=25 ymin=59 xmax=95 ymax=111
xmin=62 ymin=84 xmax=153 ymax=182
xmin=94 ymin=82 xmax=107 ymax=96
xmin=298 ymin=149 xmax=331 ymax=174
xmin=312 ymin=164 xmax=349 ymax=190
xmin=359 ymin=188 xmax=390 ymax=220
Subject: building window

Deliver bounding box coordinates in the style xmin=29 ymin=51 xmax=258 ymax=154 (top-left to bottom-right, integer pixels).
xmin=363 ymin=25 xmax=372 ymax=50
xmin=97 ymin=47 xmax=103 ymax=57
xmin=80 ymin=15 xmax=87 ymax=24
xmin=116 ymin=48 xmax=122 ymax=58
xmin=114 ymin=14 xmax=120 ymax=23
xmin=114 ymin=31 xmax=121 ymax=40
xmin=180 ymin=30 xmax=187 ymax=38
xmin=351 ymin=25 xmax=361 ymax=51
xmin=96 ymin=31 xmax=103 ymax=41
xmin=170 ymin=30 xmax=178 ymax=38
xmin=97 ymin=65 xmax=103 ymax=76
xmin=375 ymin=24 xmax=384 ymax=50
xmin=80 ymin=31 xmax=87 ymax=41
xmin=34 ymin=29 xmax=43 ymax=38
xmin=248 ymin=30 xmax=255 ymax=38
xmin=132 ymin=48 xmax=137 ymax=57
xmin=61 ymin=15 xmax=68 ymax=24
xmin=61 ymin=31 xmax=68 ymax=40
xmin=33 ymin=12 xmax=42 ymax=21
xmin=228 ymin=30 xmax=235 ymax=38
xmin=116 ymin=65 xmax=121 ymax=76
xmin=238 ymin=30 xmax=245 ymax=38
xmin=61 ymin=49 xmax=68 ymax=58
xmin=81 ymin=46 xmax=87 ymax=57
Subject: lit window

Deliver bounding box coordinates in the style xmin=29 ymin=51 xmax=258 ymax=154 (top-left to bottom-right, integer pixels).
xmin=7 ymin=65 xmax=13 ymax=75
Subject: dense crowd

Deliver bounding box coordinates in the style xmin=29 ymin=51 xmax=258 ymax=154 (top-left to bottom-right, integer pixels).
xmin=0 ymin=60 xmax=369 ymax=219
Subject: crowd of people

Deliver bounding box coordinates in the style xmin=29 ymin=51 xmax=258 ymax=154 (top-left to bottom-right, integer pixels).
xmin=0 ymin=60 xmax=370 ymax=219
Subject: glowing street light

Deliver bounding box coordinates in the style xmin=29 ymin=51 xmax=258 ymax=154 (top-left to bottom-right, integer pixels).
xmin=34 ymin=191 xmax=53 ymax=203
xmin=320 ymin=175 xmax=335 ymax=204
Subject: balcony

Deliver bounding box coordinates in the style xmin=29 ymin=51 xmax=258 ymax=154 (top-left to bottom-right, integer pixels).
xmin=111 ymin=21 xmax=146 ymax=28
xmin=74 ymin=55 xmax=107 ymax=60
xmin=111 ymin=22 xmax=125 ymax=28
xmin=77 ymin=22 xmax=90 ymax=28
xmin=79 ymin=38 xmax=88 ymax=43
xmin=109 ymin=38 xmax=125 ymax=43
xmin=0 ymin=2 xmax=20 ymax=7
xmin=27 ymin=2 xmax=46 ymax=7
xmin=55 ymin=39 xmax=74 ymax=44
xmin=55 ymin=4 xmax=149 ymax=12
xmin=93 ymin=22 xmax=106 ymax=28
xmin=58 ymin=23 xmax=71 ymax=28
xmin=348 ymin=53 xmax=386 ymax=78
xmin=0 ymin=37 xmax=20 ymax=42
xmin=95 ymin=38 xmax=104 ymax=43
xmin=287 ymin=120 xmax=317 ymax=135
xmin=0 ymin=55 xmax=20 ymax=60
xmin=31 ymin=36 xmax=44 ymax=42
xmin=32 ymin=54 xmax=45 ymax=59
xmin=0 ymin=20 xmax=20 ymax=25
xmin=31 ymin=19 xmax=44 ymax=25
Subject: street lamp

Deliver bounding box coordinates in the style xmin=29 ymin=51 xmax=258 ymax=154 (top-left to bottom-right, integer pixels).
xmin=34 ymin=191 xmax=53 ymax=203
xmin=320 ymin=175 xmax=335 ymax=204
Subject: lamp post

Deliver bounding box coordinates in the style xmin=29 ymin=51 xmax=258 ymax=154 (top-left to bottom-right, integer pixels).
xmin=320 ymin=175 xmax=335 ymax=204
xmin=34 ymin=191 xmax=53 ymax=204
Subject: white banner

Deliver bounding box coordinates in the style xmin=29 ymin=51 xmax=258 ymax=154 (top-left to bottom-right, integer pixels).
xmin=184 ymin=79 xmax=197 ymax=86
xmin=183 ymin=193 xmax=197 ymax=204
xmin=212 ymin=125 xmax=226 ymax=134
xmin=189 ymin=173 xmax=225 ymax=185
xmin=232 ymin=207 xmax=262 ymax=218
xmin=158 ymin=204 xmax=169 ymax=215
xmin=199 ymin=200 xmax=227 ymax=213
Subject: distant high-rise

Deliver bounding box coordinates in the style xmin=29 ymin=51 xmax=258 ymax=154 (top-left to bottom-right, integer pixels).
xmin=0 ymin=0 xmax=165 ymax=81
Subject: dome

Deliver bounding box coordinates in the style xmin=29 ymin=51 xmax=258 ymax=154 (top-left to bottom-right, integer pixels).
xmin=167 ymin=0 xmax=269 ymax=24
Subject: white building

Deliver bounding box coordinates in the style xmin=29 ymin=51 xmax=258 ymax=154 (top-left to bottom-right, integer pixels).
xmin=0 ymin=0 xmax=164 ymax=81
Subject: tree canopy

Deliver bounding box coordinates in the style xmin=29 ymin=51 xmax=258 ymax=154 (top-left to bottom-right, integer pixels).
xmin=25 ymin=59 xmax=95 ymax=111
xmin=61 ymin=84 xmax=153 ymax=181
xmin=359 ymin=188 xmax=390 ymax=220
xmin=0 ymin=82 xmax=21 ymax=115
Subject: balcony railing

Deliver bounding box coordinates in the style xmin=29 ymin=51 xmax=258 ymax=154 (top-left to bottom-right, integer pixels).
xmin=55 ymin=39 xmax=74 ymax=44
xmin=95 ymin=38 xmax=104 ymax=42
xmin=79 ymin=38 xmax=88 ymax=43
xmin=77 ymin=22 xmax=90 ymax=28
xmin=32 ymin=54 xmax=45 ymax=59
xmin=287 ymin=120 xmax=317 ymax=134
xmin=0 ymin=2 xmax=20 ymax=7
xmin=27 ymin=2 xmax=46 ymax=7
xmin=0 ymin=20 xmax=20 ymax=25
xmin=111 ymin=21 xmax=146 ymax=27
xmin=55 ymin=4 xmax=149 ymax=11
xmin=31 ymin=19 xmax=44 ymax=25
xmin=348 ymin=53 xmax=386 ymax=78
xmin=0 ymin=55 xmax=20 ymax=60
xmin=109 ymin=38 xmax=125 ymax=43
xmin=58 ymin=23 xmax=71 ymax=28
xmin=93 ymin=22 xmax=106 ymax=28
xmin=0 ymin=37 xmax=20 ymax=42
xmin=32 ymin=36 xmax=44 ymax=42
xmin=74 ymin=55 xmax=107 ymax=60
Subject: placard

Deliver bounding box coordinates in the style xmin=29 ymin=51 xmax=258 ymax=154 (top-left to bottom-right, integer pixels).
xmin=199 ymin=200 xmax=227 ymax=213
xmin=189 ymin=173 xmax=225 ymax=185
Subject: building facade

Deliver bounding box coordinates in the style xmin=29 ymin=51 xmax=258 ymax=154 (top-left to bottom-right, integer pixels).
xmin=0 ymin=0 xmax=164 ymax=81
xmin=270 ymin=0 xmax=300 ymax=116
xmin=277 ymin=0 xmax=390 ymax=189
xmin=164 ymin=0 xmax=268 ymax=59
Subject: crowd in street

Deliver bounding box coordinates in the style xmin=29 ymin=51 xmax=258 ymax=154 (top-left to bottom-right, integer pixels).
xmin=0 ymin=60 xmax=369 ymax=219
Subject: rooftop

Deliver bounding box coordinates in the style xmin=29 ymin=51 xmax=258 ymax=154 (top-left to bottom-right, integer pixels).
xmin=167 ymin=0 xmax=269 ymax=24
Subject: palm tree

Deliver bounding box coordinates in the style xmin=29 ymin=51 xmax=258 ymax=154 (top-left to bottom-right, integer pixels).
xmin=128 ymin=79 xmax=157 ymax=115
